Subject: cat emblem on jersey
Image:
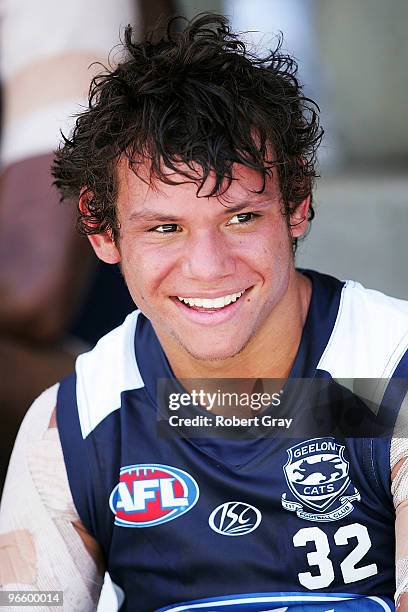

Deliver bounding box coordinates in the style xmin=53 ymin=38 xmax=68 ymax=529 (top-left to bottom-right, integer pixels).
xmin=281 ymin=437 xmax=360 ymax=522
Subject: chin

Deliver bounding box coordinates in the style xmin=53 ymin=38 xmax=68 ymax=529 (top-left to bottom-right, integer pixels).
xmin=177 ymin=336 xmax=249 ymax=363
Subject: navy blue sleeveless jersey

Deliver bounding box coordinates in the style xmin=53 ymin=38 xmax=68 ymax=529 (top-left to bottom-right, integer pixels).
xmin=57 ymin=270 xmax=408 ymax=611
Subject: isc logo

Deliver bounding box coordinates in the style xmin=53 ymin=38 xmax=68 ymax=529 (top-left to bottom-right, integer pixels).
xmin=109 ymin=464 xmax=199 ymax=527
xmin=209 ymin=501 xmax=262 ymax=536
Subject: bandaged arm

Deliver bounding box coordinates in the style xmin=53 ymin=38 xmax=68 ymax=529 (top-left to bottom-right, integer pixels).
xmin=0 ymin=384 xmax=104 ymax=610
xmin=392 ymin=435 xmax=408 ymax=610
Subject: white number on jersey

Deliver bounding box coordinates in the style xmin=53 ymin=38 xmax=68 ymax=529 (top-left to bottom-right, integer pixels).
xmin=293 ymin=523 xmax=377 ymax=589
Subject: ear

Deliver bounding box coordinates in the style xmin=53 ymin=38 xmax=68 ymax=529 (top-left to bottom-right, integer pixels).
xmin=79 ymin=189 xmax=121 ymax=264
xmin=289 ymin=195 xmax=311 ymax=239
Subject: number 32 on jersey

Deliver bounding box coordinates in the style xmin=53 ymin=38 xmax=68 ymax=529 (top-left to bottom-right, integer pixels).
xmin=293 ymin=522 xmax=377 ymax=589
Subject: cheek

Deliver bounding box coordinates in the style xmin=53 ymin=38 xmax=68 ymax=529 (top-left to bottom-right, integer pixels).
xmin=239 ymin=223 xmax=291 ymax=273
xmin=120 ymin=241 xmax=178 ymax=300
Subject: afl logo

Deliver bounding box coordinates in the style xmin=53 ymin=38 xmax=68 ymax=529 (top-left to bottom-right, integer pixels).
xmin=209 ymin=502 xmax=262 ymax=536
xmin=109 ymin=464 xmax=199 ymax=528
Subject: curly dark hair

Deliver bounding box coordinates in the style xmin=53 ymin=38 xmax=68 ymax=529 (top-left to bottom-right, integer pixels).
xmin=52 ymin=12 xmax=323 ymax=247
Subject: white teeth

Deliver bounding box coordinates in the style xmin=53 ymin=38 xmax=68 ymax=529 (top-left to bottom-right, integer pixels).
xmin=176 ymin=290 xmax=245 ymax=309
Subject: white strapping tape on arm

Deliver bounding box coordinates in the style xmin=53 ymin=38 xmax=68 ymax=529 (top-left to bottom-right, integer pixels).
xmin=391 ymin=434 xmax=408 ymax=605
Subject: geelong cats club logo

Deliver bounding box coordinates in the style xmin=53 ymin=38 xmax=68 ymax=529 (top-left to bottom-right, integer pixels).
xmin=109 ymin=464 xmax=199 ymax=527
xmin=281 ymin=438 xmax=360 ymax=522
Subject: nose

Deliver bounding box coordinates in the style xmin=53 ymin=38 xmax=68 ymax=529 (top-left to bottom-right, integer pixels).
xmin=181 ymin=229 xmax=236 ymax=283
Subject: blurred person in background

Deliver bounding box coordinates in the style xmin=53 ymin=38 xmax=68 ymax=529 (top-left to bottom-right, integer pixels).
xmin=0 ymin=0 xmax=177 ymax=491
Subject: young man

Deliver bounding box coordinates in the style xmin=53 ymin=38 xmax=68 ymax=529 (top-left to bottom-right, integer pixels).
xmin=1 ymin=13 xmax=408 ymax=612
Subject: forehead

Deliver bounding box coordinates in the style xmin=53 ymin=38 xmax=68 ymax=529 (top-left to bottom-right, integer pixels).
xmin=115 ymin=158 xmax=281 ymax=217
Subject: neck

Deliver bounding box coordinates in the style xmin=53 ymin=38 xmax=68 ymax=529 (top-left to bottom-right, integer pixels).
xmin=157 ymin=270 xmax=312 ymax=381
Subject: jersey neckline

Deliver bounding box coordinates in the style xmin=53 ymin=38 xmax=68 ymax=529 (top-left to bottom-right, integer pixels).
xmin=133 ymin=270 xmax=344 ymax=470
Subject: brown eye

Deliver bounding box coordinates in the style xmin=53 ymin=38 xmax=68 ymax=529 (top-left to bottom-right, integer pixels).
xmin=150 ymin=224 xmax=181 ymax=233
xmin=227 ymin=212 xmax=260 ymax=225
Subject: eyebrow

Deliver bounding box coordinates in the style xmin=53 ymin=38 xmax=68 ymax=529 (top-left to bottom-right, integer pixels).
xmin=128 ymin=195 xmax=273 ymax=224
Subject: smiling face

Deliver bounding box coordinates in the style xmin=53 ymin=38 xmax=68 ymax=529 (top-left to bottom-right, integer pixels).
xmin=87 ymin=160 xmax=310 ymax=364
